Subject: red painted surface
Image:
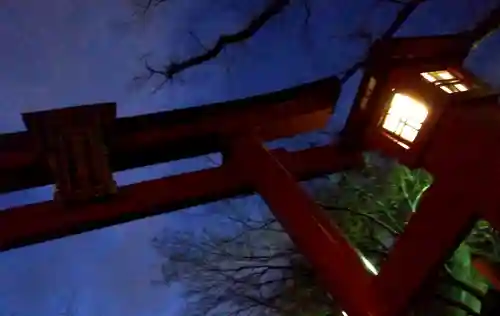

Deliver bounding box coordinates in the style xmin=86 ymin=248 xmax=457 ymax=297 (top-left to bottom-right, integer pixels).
xmin=0 ymin=144 xmax=361 ymax=252
xmin=340 ymin=32 xmax=500 ymax=314
xmin=472 ymin=257 xmax=500 ymax=290
xmin=228 ymin=135 xmax=377 ymax=316
xmin=373 ymin=180 xmax=477 ymax=316
xmin=1 ymin=36 xmax=499 ymax=316
xmin=0 ymin=77 xmax=338 ymax=194
xmin=369 ymin=93 xmax=500 ymax=315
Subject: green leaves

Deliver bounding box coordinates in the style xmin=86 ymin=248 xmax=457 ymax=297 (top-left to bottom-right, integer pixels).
xmin=155 ymin=152 xmax=496 ymax=316
xmin=323 ymin=152 xmax=491 ymax=315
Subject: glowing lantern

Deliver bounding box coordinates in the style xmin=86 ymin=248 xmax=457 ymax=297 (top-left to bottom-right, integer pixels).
xmin=381 ymin=93 xmax=428 ymax=145
xmin=341 ymin=34 xmax=491 ymax=167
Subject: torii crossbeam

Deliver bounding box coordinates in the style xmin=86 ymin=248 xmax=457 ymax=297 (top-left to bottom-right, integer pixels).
xmin=0 ymin=76 xmax=377 ymax=314
xmin=0 ymin=77 xmax=365 ymax=255
xmin=3 ymin=64 xmax=499 ymax=315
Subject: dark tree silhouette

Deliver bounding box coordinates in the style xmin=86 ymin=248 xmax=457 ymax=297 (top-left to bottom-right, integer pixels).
xmin=132 ymin=0 xmax=500 ymax=85
xmin=153 ymin=154 xmax=499 ymax=315
xmin=130 ymin=1 xmax=500 ymax=315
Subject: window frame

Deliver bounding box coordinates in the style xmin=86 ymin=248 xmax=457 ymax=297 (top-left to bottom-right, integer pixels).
xmin=420 ymin=70 xmax=470 ymax=94
xmin=379 ymin=92 xmax=428 ymax=146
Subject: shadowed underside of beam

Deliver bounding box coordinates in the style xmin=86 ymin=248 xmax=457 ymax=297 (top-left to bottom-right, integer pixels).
xmin=0 ymin=76 xmax=339 ymax=193
xmin=0 ymin=144 xmax=363 ymax=252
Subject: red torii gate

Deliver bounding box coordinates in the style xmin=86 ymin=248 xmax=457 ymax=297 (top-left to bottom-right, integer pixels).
xmin=0 ymin=77 xmax=358 ymax=251
xmin=1 ymin=34 xmax=500 ymax=316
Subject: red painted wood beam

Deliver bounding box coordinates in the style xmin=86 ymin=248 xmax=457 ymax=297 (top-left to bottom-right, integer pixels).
xmin=472 ymin=257 xmax=500 ymax=290
xmin=370 ymin=101 xmax=500 ymax=316
xmin=372 ymin=179 xmax=477 ymax=316
xmin=228 ymin=136 xmax=377 ymax=316
xmin=0 ymin=144 xmax=361 ymax=252
xmin=0 ymin=76 xmax=339 ymax=194
xmin=371 ymin=35 xmax=471 ymax=68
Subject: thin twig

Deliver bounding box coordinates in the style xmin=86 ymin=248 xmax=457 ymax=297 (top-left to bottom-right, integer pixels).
xmin=317 ymin=202 xmax=402 ymax=236
xmin=339 ymin=0 xmax=427 ymax=83
xmin=136 ymin=0 xmax=169 ymax=15
xmin=301 ymin=0 xmax=312 ymax=29
xmin=189 ymin=31 xmax=208 ymax=51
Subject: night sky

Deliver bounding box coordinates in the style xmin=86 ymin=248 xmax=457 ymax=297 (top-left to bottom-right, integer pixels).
xmin=0 ymin=1 xmax=499 ymax=315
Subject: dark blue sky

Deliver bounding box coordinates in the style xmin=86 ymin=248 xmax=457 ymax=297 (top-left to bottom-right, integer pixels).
xmin=0 ymin=0 xmax=499 ymax=315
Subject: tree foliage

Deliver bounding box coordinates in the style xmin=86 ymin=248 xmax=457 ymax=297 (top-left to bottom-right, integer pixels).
xmin=154 ymin=153 xmax=499 ymax=316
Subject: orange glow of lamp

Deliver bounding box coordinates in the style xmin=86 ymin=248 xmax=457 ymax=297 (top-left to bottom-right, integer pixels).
xmin=381 ymin=93 xmax=429 ymax=145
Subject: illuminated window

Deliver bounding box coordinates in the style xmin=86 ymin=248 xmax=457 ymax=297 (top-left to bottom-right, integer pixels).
xmin=420 ymin=70 xmax=469 ymax=94
xmin=381 ymin=93 xmax=428 ymax=143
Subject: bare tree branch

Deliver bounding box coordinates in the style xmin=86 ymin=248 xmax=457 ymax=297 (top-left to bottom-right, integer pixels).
xmin=149 ymin=0 xmax=291 ymax=80
xmin=153 ymin=154 xmax=494 ymax=315
xmin=207 ymin=264 xmax=293 ymax=274
xmin=300 ymin=0 xmax=312 ymax=29
xmin=339 ymin=0 xmax=427 ymax=83
xmin=139 ymin=0 xmax=500 ymax=92
xmin=146 ymin=3 xmax=500 ymax=314
xmin=144 ymin=0 xmax=427 ymax=84
xmin=189 ymin=31 xmax=208 ymax=51
xmin=379 ymin=0 xmax=427 ymax=42
xmin=318 ymin=202 xmax=402 ymax=236
xmin=134 ymin=0 xmax=170 ymax=15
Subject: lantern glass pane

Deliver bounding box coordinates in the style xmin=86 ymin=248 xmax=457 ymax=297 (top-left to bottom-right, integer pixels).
xmin=455 ymin=83 xmax=468 ymax=92
xmin=382 ymin=93 xmax=428 ymax=143
xmin=435 ymin=71 xmax=454 ymax=80
xmin=440 ymin=86 xmax=454 ymax=94
xmin=382 ymin=114 xmax=400 ymax=132
xmin=420 ymin=70 xmax=469 ymax=94
xmin=401 ymin=126 xmax=419 ymax=142
xmin=420 ymin=72 xmax=437 ymax=82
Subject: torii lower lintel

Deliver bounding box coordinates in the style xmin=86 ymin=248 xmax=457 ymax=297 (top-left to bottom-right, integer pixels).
xmin=0 ymin=76 xmax=354 ymax=251
xmin=0 ymin=144 xmax=363 ymax=252
xmin=0 ymin=75 xmax=372 ymax=315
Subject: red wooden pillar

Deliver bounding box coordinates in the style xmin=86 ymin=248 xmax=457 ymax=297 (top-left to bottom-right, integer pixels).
xmin=372 ymin=101 xmax=500 ymax=315
xmin=227 ymin=135 xmax=378 ymax=316
xmin=473 ymin=257 xmax=500 ymax=290
xmin=372 ymin=178 xmax=478 ymax=316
